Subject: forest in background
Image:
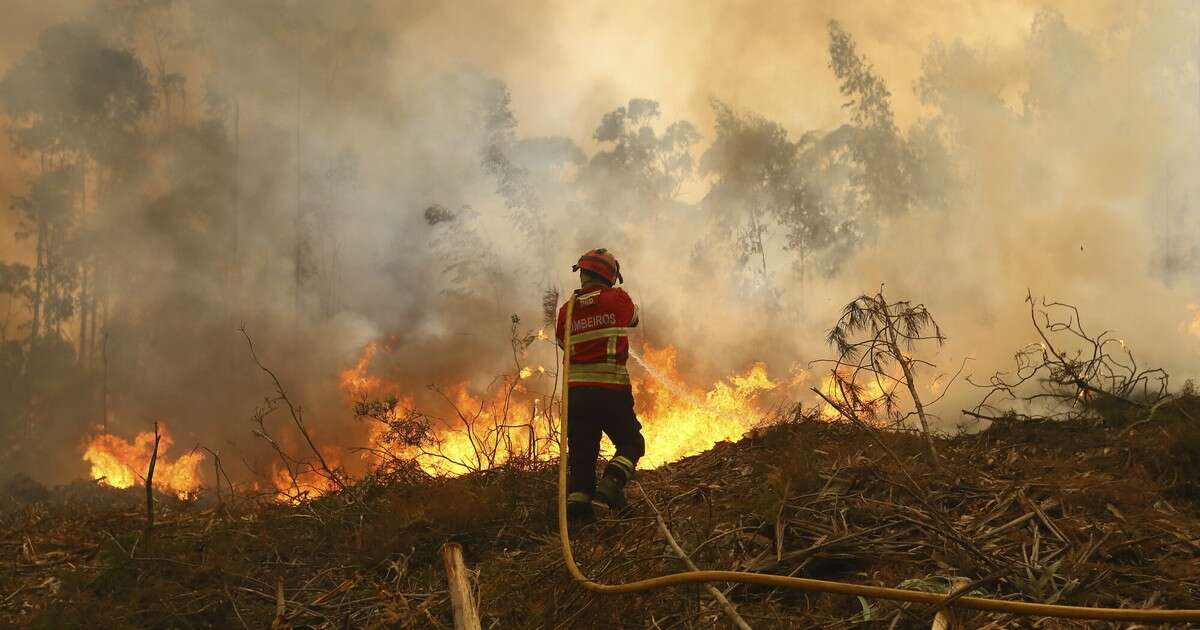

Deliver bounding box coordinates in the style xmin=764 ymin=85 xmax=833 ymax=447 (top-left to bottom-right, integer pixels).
xmin=0 ymin=1 xmax=1198 ymax=487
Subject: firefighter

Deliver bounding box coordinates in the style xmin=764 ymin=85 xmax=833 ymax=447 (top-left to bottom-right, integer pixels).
xmin=556 ymin=248 xmax=645 ymax=524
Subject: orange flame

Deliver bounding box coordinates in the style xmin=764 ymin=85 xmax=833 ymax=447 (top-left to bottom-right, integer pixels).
xmin=340 ymin=341 xmax=382 ymax=400
xmin=83 ymin=423 xmax=203 ymax=498
xmin=345 ymin=339 xmax=792 ymax=476
xmin=415 ymin=383 xmax=552 ymax=476
xmin=271 ymin=446 xmax=343 ymax=503
xmin=634 ymin=344 xmax=779 ymax=467
xmin=816 ymin=370 xmax=891 ymax=422
xmin=336 ymin=341 xmax=793 ymax=481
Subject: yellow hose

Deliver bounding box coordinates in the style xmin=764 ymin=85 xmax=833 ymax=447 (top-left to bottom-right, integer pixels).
xmin=556 ymin=294 xmax=1200 ymax=622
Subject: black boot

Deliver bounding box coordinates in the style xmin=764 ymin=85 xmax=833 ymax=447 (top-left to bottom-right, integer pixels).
xmin=595 ymin=456 xmax=634 ymax=511
xmin=594 ymin=475 xmax=627 ymax=510
xmin=566 ymin=492 xmax=595 ymax=525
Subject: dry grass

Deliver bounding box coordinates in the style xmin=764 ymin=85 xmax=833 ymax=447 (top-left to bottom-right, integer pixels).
xmin=3 ymin=397 xmax=1200 ymax=628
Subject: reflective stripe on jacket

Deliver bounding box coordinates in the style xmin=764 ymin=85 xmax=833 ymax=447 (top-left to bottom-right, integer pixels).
xmin=556 ymin=286 xmax=639 ymax=389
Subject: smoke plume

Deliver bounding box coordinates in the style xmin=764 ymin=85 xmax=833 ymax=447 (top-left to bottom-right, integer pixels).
xmin=1 ymin=1 xmax=1197 ymax=485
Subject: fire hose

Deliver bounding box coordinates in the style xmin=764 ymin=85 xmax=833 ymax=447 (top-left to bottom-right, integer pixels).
xmin=556 ymin=295 xmax=1200 ymax=623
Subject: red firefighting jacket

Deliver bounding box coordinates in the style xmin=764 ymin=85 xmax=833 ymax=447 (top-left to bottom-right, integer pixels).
xmin=555 ymin=285 xmax=639 ymax=389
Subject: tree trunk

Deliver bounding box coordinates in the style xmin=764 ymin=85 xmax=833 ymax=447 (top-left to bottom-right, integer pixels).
xmin=30 ymin=211 xmax=44 ymax=350
xmin=78 ymin=264 xmax=89 ymax=368
xmin=87 ymin=287 xmax=97 ymax=371
xmin=887 ymin=323 xmax=938 ymax=463
xmin=102 ymin=330 xmax=109 ymax=432
xmin=293 ymin=116 xmax=302 ymax=319
xmin=231 ymin=99 xmax=240 ymax=303
xmin=143 ymin=421 xmax=161 ymax=552
xmin=78 ymin=158 xmax=88 ymax=368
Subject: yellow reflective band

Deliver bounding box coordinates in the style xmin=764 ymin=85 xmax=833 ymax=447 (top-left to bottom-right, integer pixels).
xmin=568 ymin=369 xmax=631 ymax=386
xmin=568 ymin=361 xmax=631 ymax=384
xmin=569 ymin=367 xmax=630 ymax=377
xmin=569 ymin=362 xmax=628 ymax=375
xmin=606 ymin=335 xmax=618 ymax=363
xmin=609 ymin=456 xmax=635 ymax=478
xmin=567 ymin=491 xmax=592 ymax=504
xmin=570 ymin=375 xmax=631 ymax=386
xmin=566 ymin=369 xmax=633 ymax=379
xmin=569 ymin=327 xmax=630 ymax=344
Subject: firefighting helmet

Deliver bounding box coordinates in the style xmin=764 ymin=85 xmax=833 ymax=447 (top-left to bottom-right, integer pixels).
xmin=572 ymin=248 xmax=623 ymax=285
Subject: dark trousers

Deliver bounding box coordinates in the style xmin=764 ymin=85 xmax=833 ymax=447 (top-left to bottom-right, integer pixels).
xmin=567 ymin=386 xmax=645 ymax=496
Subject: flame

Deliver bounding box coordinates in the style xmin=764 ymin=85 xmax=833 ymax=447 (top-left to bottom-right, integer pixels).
xmin=338 ymin=343 xmax=555 ymax=478
xmin=789 ymin=365 xmax=811 ymax=387
xmin=816 ymin=370 xmax=890 ymax=422
xmin=83 ymin=423 xmax=203 ymax=498
xmin=415 ymin=383 xmax=552 ymax=475
xmin=272 ymin=446 xmax=343 ymax=503
xmin=337 ymin=341 xmax=789 ymax=479
xmin=340 ymin=341 xmax=382 ymax=400
xmin=518 ymin=365 xmax=546 ymax=379
xmin=633 ymin=344 xmax=778 ymax=467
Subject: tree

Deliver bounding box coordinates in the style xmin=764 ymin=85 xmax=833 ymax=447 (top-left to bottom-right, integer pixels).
xmin=0 ymin=263 xmax=33 ymax=342
xmin=584 ymin=98 xmax=701 ymax=206
xmin=477 ymin=79 xmax=555 ymax=278
xmin=9 ymin=167 xmax=82 ymax=344
xmin=0 ymin=20 xmax=153 ymax=367
xmin=827 ymin=21 xmax=912 ymax=233
xmin=423 ymin=204 xmax=506 ymax=305
xmin=822 ymin=288 xmax=947 ymax=462
xmin=478 ymin=79 xmax=588 ymax=280
xmin=700 ymin=101 xmax=856 ymax=302
xmin=0 ymin=22 xmax=153 ymax=160
xmin=699 ymin=100 xmax=796 ymax=293
xmin=303 ymin=147 xmax=359 ymax=318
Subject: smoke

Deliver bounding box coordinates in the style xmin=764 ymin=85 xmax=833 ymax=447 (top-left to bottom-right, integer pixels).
xmin=1 ymin=1 xmax=1198 ymax=484
xmin=817 ymin=4 xmax=1200 ymax=426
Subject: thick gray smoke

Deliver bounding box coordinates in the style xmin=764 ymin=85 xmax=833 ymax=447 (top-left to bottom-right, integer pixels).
xmin=1 ymin=1 xmax=1198 ymax=485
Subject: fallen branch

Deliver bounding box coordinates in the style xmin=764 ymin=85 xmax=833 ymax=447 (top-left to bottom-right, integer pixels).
xmin=271 ymin=577 xmax=287 ymax=629
xmin=640 ymin=483 xmax=753 ymax=630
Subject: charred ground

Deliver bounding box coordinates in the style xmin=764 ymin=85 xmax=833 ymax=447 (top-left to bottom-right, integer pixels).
xmin=4 ymin=395 xmax=1200 ymax=629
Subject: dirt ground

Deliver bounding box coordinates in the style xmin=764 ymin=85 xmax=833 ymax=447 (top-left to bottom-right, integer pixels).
xmin=4 ymin=397 xmax=1200 ymax=628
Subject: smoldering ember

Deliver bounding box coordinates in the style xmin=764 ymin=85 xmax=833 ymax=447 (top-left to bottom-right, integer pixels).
xmin=2 ymin=1 xmax=1200 ymax=628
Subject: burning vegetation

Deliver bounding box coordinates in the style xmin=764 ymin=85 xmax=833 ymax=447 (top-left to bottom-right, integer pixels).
xmin=344 ymin=338 xmax=790 ymax=480
xmin=82 ymin=424 xmax=203 ymax=498
xmin=2 ymin=0 xmax=1200 ymax=627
